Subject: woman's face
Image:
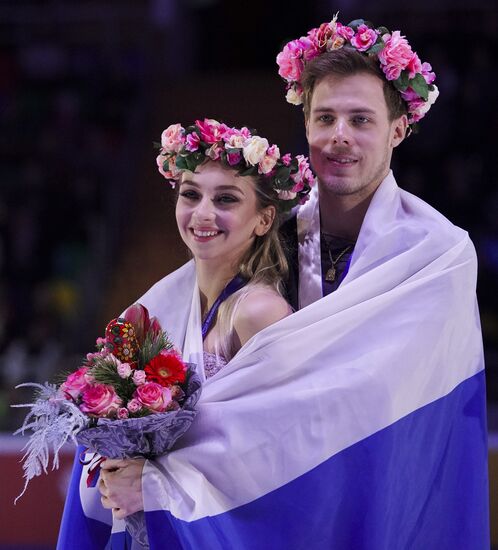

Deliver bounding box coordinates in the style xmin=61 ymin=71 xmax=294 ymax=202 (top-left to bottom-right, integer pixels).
xmin=175 ymin=161 xmax=272 ymax=270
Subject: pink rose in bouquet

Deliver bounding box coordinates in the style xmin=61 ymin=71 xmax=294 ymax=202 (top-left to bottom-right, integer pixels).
xmin=135 ymin=383 xmax=172 ymax=413
xmin=80 ymin=384 xmax=123 ymax=417
xmin=60 ymin=366 xmax=92 ymax=400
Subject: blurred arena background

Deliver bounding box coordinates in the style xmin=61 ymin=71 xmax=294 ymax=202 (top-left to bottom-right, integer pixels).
xmin=0 ymin=1 xmax=497 ymax=548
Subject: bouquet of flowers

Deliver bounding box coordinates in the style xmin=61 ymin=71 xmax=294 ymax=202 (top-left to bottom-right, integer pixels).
xmin=13 ymin=303 xmax=202 ymax=502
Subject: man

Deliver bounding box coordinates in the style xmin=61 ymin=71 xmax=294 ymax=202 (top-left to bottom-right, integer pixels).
xmin=58 ymin=17 xmax=489 ymax=550
xmin=278 ymin=19 xmax=436 ymax=309
xmin=276 ymin=15 xmax=490 ymax=548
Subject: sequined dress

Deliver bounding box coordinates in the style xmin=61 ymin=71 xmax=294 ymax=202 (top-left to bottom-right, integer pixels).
xmin=203 ymin=351 xmax=228 ymax=379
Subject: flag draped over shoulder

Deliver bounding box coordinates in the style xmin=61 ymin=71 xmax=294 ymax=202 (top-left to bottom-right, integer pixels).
xmin=57 ymin=173 xmax=489 ymax=550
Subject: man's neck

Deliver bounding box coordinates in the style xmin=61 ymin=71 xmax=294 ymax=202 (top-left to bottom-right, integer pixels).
xmin=319 ymin=185 xmax=379 ymax=241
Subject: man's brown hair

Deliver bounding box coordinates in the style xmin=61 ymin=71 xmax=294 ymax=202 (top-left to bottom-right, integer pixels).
xmin=301 ymin=47 xmax=407 ymax=122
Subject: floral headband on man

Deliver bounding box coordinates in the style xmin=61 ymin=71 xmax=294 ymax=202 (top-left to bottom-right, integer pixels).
xmin=276 ymin=14 xmax=439 ymax=131
xmin=156 ymin=118 xmax=315 ymax=210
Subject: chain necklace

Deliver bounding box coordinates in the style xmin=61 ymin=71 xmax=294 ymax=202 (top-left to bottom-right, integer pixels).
xmin=325 ymin=245 xmax=352 ymax=283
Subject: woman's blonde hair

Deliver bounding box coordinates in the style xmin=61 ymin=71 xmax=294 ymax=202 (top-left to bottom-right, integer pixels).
xmin=209 ymin=173 xmax=289 ymax=361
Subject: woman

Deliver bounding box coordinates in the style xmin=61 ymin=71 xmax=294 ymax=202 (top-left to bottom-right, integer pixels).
xmin=57 ymin=118 xmax=314 ymax=549
xmin=153 ymin=118 xmax=313 ymax=369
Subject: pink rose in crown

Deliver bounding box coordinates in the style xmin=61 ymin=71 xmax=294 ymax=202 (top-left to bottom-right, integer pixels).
xmin=157 ymin=153 xmax=177 ymax=181
xmin=403 ymin=86 xmax=439 ymax=123
xmin=378 ymin=30 xmax=414 ymax=81
xmin=293 ymin=155 xmax=312 ymax=184
xmin=276 ymin=40 xmax=305 ymax=82
xmin=135 ymin=383 xmax=172 ymax=413
xmin=80 ymin=384 xmax=123 ymax=417
xmin=227 ymin=151 xmax=242 ymax=166
xmin=206 ymin=143 xmax=223 ymax=161
xmin=351 ymin=24 xmax=378 ymax=52
xmin=259 ymin=155 xmax=278 ymax=175
xmin=60 ymin=367 xmax=92 ymax=401
xmin=195 ymin=119 xmax=228 ymax=144
xmin=298 ymin=36 xmax=320 ymax=61
xmin=224 ymin=132 xmax=248 ymax=149
xmin=267 ymin=144 xmax=280 ymax=159
xmin=382 ymin=64 xmax=404 ymax=82
xmin=400 ymin=88 xmax=420 ymax=103
xmin=222 ymin=126 xmax=251 ymax=144
xmin=336 ymin=23 xmax=354 ymax=41
xmin=161 ymin=123 xmax=185 ymax=153
xmin=421 ymin=62 xmax=436 ymax=85
xmin=406 ymin=53 xmax=422 ymax=79
xmin=259 ymin=144 xmax=280 ymax=174
xmin=313 ymin=22 xmax=334 ymax=48
xmin=185 ymin=132 xmax=200 ymax=152
xmin=281 ymin=153 xmax=292 ymax=166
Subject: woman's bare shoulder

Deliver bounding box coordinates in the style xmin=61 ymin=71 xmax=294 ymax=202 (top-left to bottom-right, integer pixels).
xmin=233 ymin=286 xmax=292 ymax=347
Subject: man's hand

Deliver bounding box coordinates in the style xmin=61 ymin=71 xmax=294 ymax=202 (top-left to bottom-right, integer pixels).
xmin=98 ymin=458 xmax=146 ymax=520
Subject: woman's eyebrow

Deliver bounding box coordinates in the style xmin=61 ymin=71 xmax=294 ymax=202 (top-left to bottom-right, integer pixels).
xmin=180 ymin=181 xmax=245 ymax=195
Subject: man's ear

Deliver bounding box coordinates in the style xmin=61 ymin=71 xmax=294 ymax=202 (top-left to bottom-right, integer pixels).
xmin=391 ymin=114 xmax=409 ymax=148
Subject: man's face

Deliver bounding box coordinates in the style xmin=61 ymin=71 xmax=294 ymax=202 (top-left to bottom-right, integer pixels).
xmin=306 ymin=72 xmax=407 ymax=200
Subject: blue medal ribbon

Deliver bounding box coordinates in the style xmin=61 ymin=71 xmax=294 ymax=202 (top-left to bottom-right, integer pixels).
xmin=201 ymin=275 xmax=248 ymax=340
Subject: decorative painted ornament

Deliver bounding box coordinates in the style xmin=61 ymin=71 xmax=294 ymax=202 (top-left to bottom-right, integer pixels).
xmin=105 ymin=317 xmax=139 ymax=362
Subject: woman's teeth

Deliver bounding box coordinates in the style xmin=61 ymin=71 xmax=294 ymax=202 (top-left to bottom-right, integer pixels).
xmin=193 ymin=230 xmax=219 ymax=237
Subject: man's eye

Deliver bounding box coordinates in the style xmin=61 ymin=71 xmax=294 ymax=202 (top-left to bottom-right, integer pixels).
xmin=318 ymin=114 xmax=333 ymax=123
xmin=353 ymin=116 xmax=369 ymax=124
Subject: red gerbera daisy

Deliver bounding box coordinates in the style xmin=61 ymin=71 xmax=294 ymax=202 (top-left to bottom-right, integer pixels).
xmin=144 ymin=351 xmax=187 ymax=387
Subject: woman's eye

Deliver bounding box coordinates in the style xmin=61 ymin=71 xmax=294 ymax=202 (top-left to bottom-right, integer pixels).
xmin=216 ymin=195 xmax=238 ymax=204
xmin=179 ymin=190 xmax=199 ymax=200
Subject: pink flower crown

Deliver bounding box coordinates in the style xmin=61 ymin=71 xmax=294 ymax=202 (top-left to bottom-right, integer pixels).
xmin=276 ymin=15 xmax=439 ymax=130
xmin=156 ymin=118 xmax=315 ymax=210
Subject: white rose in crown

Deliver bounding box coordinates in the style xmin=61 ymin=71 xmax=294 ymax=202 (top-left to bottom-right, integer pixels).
xmin=285 ymin=87 xmax=303 ymax=105
xmin=419 ymin=86 xmax=439 ymax=116
xmin=243 ymin=136 xmax=270 ymax=166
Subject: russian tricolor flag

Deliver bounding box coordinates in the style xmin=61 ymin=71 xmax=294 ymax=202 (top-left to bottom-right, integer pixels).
xmin=57 ymin=175 xmax=489 ymax=549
